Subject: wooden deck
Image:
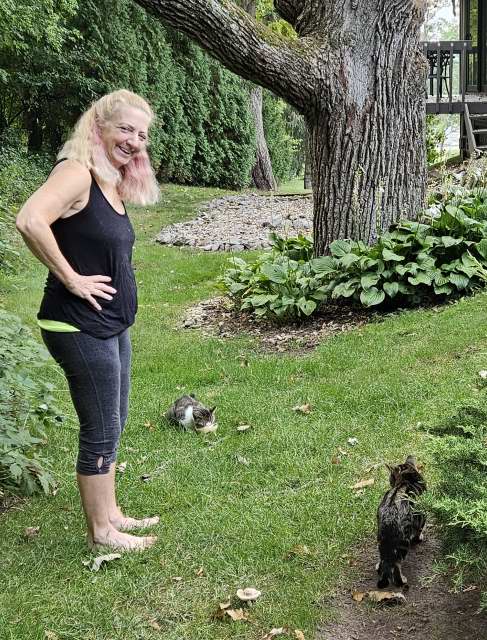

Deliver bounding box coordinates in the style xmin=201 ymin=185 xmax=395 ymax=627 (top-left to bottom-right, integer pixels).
xmin=426 ymin=93 xmax=487 ymax=114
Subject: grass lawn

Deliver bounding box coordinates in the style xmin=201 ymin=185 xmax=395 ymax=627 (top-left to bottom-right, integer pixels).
xmin=1 ymin=182 xmax=487 ymax=639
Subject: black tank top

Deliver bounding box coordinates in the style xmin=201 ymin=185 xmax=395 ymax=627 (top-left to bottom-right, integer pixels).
xmin=38 ymin=168 xmax=137 ymax=338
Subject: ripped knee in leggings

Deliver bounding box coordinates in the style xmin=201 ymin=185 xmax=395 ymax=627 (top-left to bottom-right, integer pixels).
xmin=77 ymin=451 xmax=113 ymax=475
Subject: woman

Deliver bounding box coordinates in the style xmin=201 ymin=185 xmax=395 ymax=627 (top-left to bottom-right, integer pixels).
xmin=16 ymin=90 xmax=160 ymax=551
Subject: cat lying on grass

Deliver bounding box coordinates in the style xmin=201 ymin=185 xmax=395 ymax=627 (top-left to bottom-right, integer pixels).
xmin=376 ymin=455 xmax=426 ymax=589
xmin=165 ymin=394 xmax=217 ymax=433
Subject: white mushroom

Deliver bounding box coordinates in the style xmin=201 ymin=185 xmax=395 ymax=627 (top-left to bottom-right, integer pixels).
xmin=236 ymin=587 xmax=261 ymax=601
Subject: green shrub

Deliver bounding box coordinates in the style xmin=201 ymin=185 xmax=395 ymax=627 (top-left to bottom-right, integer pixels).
xmin=0 ymin=310 xmax=59 ymax=495
xmin=220 ymin=233 xmax=325 ymax=322
xmin=426 ymin=114 xmax=446 ymax=165
xmin=221 ymin=253 xmax=327 ymax=322
xmin=267 ymin=232 xmax=313 ymax=262
xmin=221 ymin=190 xmax=487 ymax=320
xmin=0 ymin=144 xmax=51 ymax=274
xmin=314 ymin=207 xmax=487 ymax=307
xmin=263 ymin=91 xmax=299 ymax=184
xmin=422 ymin=404 xmax=487 ymax=606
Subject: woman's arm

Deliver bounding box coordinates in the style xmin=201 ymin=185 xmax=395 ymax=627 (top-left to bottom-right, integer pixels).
xmin=16 ymin=160 xmax=117 ymax=311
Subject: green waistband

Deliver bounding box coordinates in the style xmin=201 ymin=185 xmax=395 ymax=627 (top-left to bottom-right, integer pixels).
xmin=37 ymin=319 xmax=80 ymax=332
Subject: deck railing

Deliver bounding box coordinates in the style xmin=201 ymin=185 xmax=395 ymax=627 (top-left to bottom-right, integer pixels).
xmin=421 ymin=40 xmax=472 ymax=112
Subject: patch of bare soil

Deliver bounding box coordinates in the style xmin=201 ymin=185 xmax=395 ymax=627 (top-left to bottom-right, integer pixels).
xmin=316 ymin=528 xmax=487 ymax=640
xmin=0 ymin=493 xmax=22 ymax=516
xmin=181 ymin=297 xmax=376 ymax=353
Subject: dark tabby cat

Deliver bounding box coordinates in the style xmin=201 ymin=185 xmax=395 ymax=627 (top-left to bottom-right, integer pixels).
xmin=376 ymin=455 xmax=426 ymax=589
xmin=165 ymin=394 xmax=217 ymax=432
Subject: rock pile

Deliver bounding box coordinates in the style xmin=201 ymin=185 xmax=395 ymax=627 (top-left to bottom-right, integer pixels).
xmin=156 ymin=193 xmax=313 ymax=251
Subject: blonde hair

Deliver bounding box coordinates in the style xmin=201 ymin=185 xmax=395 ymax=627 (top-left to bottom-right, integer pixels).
xmin=58 ymin=89 xmax=160 ymax=205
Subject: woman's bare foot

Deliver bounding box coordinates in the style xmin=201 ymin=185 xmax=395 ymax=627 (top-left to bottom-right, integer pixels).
xmin=87 ymin=526 xmax=157 ymax=552
xmin=111 ymin=515 xmax=160 ymax=531
xmin=109 ymin=511 xmax=160 ymax=531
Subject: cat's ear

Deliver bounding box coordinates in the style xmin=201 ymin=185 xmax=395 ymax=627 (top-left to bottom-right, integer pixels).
xmin=405 ymin=455 xmax=417 ymax=468
xmin=385 ymin=463 xmax=394 ymax=473
xmin=209 ymin=406 xmax=216 ymax=414
xmin=190 ymin=393 xmax=196 ymax=399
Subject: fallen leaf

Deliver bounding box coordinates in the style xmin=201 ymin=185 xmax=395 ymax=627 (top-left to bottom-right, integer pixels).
xmin=367 ymin=590 xmax=406 ymax=605
xmin=148 ymin=619 xmax=161 ymax=631
xmin=219 ymin=601 xmax=231 ymax=610
xmin=236 ymin=424 xmax=252 ymax=432
xmin=352 ymin=590 xmax=366 ymax=602
xmin=236 ymin=454 xmax=250 ymax=466
xmin=172 ymin=576 xmax=183 ymax=581
xmin=236 ymin=587 xmax=261 ymax=601
xmin=286 ymin=544 xmax=312 ymax=558
xmin=347 ymin=437 xmax=359 ymax=446
xmin=331 ymin=456 xmax=341 ymax=465
xmin=44 ymin=632 xmax=59 ymax=640
xmin=478 ymin=370 xmax=487 ymax=379
xmin=262 ymin=629 xmax=287 ymax=639
xmin=144 ymin=421 xmax=155 ymax=431
xmin=225 ymin=608 xmax=248 ymax=621
xmin=195 ymin=566 xmax=205 ymax=577
xmin=116 ymin=461 xmax=127 ymax=473
xmin=82 ymin=553 xmax=121 ymax=572
xmin=338 ymin=447 xmax=349 ymax=456
xmin=351 ymin=478 xmax=375 ymax=490
xmin=294 ymin=631 xmax=305 ymax=640
xmin=24 ymin=526 xmax=40 ymax=539
xmin=461 ymin=584 xmax=479 ymax=592
xmin=292 ymin=403 xmax=312 ymax=414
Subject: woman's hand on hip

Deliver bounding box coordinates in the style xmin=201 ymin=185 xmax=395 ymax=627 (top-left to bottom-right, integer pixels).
xmin=66 ymin=274 xmax=117 ymax=312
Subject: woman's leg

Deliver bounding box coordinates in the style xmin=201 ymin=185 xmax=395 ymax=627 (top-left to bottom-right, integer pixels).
xmin=41 ymin=330 xmax=156 ymax=550
xmin=104 ymin=330 xmax=160 ymax=530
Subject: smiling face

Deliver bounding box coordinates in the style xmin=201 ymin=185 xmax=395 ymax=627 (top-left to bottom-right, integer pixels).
xmin=101 ymin=105 xmax=151 ymax=169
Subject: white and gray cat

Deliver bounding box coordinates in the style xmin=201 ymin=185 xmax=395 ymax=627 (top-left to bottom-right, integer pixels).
xmin=165 ymin=394 xmax=217 ymax=432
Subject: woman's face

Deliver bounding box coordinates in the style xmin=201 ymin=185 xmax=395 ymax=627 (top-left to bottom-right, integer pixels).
xmin=101 ymin=105 xmax=151 ymax=169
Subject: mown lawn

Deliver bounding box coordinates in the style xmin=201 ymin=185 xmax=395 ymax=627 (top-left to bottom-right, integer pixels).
xmin=1 ymin=183 xmax=487 ymax=639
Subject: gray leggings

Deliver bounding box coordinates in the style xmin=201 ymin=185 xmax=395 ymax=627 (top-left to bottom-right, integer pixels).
xmin=41 ymin=329 xmax=131 ymax=475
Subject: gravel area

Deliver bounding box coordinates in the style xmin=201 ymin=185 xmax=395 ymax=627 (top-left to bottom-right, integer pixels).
xmin=156 ymin=193 xmax=313 ymax=251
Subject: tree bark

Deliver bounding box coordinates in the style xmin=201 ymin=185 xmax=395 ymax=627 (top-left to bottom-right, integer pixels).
xmin=25 ymin=109 xmax=43 ymax=152
xmin=303 ymin=125 xmax=312 ymax=190
xmin=308 ymin=4 xmax=427 ymax=254
xmin=250 ymin=86 xmax=277 ymax=190
xmin=240 ymin=0 xmax=276 ymax=191
xmin=133 ymin=0 xmax=427 ymax=255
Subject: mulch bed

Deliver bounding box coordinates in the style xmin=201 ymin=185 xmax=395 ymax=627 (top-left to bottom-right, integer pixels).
xmin=181 ymin=297 xmax=378 ymax=353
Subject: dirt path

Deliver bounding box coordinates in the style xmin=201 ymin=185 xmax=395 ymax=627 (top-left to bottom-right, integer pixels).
xmin=316 ymin=528 xmax=486 ymax=640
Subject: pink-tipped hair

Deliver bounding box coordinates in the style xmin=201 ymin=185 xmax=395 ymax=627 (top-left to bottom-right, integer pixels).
xmin=58 ymin=89 xmax=160 ymax=206
xmin=119 ymin=149 xmax=160 ymax=206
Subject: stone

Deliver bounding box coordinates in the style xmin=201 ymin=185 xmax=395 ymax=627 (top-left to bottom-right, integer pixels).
xmin=155 ymin=193 xmax=313 ymax=251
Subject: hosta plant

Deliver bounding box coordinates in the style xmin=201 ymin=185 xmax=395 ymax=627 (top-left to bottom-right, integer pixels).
xmin=311 ymin=208 xmax=487 ymax=307
xmin=220 ymin=253 xmax=327 ymax=321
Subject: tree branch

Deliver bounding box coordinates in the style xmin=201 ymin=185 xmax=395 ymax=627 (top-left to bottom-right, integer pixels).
xmin=274 ymin=0 xmax=304 ymax=27
xmin=132 ymin=0 xmax=316 ymax=113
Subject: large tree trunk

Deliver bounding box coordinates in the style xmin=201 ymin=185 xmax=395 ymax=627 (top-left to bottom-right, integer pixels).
xmin=308 ymin=5 xmax=427 ymax=255
xmin=303 ymin=126 xmax=312 ymax=190
xmin=250 ymin=86 xmax=277 ymax=190
xmin=25 ymin=109 xmax=43 ymax=153
xmin=133 ymin=0 xmax=427 ymax=255
xmin=240 ymin=0 xmax=276 ymax=191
